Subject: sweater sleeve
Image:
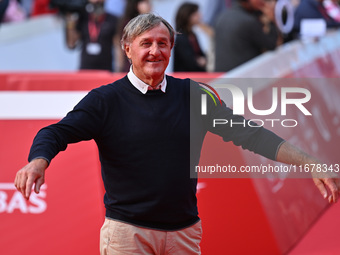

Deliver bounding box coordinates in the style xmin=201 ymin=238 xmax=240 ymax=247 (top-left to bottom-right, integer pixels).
xmin=28 ymin=89 xmax=107 ymax=163
xmin=197 ymin=84 xmax=284 ymax=161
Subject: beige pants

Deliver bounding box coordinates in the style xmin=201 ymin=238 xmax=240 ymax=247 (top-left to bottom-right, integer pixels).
xmin=100 ymin=218 xmax=202 ymax=255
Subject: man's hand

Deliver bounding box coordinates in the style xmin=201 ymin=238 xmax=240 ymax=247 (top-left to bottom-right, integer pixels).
xmin=313 ymin=175 xmax=340 ymax=203
xmin=14 ymin=158 xmax=48 ymax=200
xmin=276 ymin=141 xmax=340 ymax=203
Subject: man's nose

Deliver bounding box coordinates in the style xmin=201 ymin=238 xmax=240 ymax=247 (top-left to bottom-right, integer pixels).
xmin=149 ymin=43 xmax=161 ymax=56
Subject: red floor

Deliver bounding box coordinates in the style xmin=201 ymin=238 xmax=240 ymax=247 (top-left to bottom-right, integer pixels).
xmin=289 ymin=202 xmax=340 ymax=255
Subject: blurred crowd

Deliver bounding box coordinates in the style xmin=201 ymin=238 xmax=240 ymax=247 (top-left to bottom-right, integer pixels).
xmin=1 ymin=0 xmax=340 ymax=72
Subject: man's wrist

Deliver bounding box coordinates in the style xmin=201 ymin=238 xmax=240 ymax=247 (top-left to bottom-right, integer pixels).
xmin=30 ymin=157 xmax=50 ymax=167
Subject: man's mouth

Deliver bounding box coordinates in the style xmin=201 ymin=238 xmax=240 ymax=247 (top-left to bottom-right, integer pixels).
xmin=147 ymin=60 xmax=162 ymax=63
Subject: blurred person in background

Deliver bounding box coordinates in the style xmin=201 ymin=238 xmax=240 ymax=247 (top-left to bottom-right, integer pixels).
xmin=173 ymin=2 xmax=213 ymax=72
xmin=31 ymin=0 xmax=57 ymax=16
xmin=1 ymin=0 xmax=26 ymax=23
xmin=0 ymin=0 xmax=9 ymax=24
xmin=214 ymin=0 xmax=282 ymax=72
xmin=65 ymin=0 xmax=118 ymax=72
xmin=19 ymin=0 xmax=34 ymax=17
xmin=116 ymin=0 xmax=151 ymax=72
xmin=293 ymin=0 xmax=340 ymax=37
xmin=119 ymin=0 xmax=151 ymax=31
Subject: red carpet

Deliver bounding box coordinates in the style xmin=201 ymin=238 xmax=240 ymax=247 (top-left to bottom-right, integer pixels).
xmin=289 ymin=202 xmax=340 ymax=255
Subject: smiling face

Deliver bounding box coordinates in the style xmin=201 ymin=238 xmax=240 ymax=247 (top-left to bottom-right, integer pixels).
xmin=124 ymin=23 xmax=172 ymax=87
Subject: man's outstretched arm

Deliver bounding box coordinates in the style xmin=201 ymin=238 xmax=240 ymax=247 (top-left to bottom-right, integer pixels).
xmin=276 ymin=141 xmax=340 ymax=203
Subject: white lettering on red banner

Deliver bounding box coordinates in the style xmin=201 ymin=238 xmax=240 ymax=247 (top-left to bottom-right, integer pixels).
xmin=0 ymin=183 xmax=47 ymax=214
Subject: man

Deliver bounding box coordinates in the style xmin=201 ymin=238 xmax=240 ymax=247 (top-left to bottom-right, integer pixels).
xmin=214 ymin=0 xmax=281 ymax=72
xmin=15 ymin=13 xmax=339 ymax=254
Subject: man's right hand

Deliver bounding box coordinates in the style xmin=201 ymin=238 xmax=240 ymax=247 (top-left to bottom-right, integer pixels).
xmin=14 ymin=158 xmax=48 ymax=200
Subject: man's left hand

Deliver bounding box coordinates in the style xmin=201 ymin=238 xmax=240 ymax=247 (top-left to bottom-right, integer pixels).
xmin=313 ymin=176 xmax=340 ymax=203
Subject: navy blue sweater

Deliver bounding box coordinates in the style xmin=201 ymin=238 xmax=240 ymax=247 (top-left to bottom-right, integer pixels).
xmin=29 ymin=76 xmax=284 ymax=230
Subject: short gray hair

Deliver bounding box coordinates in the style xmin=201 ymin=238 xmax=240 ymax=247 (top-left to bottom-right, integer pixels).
xmin=121 ymin=13 xmax=176 ymax=50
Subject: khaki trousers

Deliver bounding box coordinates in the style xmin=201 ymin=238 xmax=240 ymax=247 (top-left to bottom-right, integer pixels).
xmin=100 ymin=218 xmax=202 ymax=255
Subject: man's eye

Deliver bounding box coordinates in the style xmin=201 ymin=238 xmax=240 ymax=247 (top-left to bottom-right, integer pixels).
xmin=142 ymin=42 xmax=151 ymax=46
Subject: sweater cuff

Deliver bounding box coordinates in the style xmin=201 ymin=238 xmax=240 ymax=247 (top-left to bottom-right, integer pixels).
xmin=274 ymin=140 xmax=286 ymax=161
xmin=29 ymin=156 xmax=50 ymax=166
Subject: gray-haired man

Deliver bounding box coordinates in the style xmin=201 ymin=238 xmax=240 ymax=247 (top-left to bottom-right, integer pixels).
xmin=15 ymin=13 xmax=339 ymax=254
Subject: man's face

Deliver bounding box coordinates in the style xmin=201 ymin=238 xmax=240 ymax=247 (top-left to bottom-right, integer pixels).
xmin=124 ymin=23 xmax=172 ymax=85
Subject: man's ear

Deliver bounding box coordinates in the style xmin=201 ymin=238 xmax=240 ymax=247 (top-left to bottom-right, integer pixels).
xmin=124 ymin=43 xmax=132 ymax=59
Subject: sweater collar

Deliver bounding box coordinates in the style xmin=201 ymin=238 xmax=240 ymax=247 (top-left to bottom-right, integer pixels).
xmin=127 ymin=66 xmax=167 ymax=94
